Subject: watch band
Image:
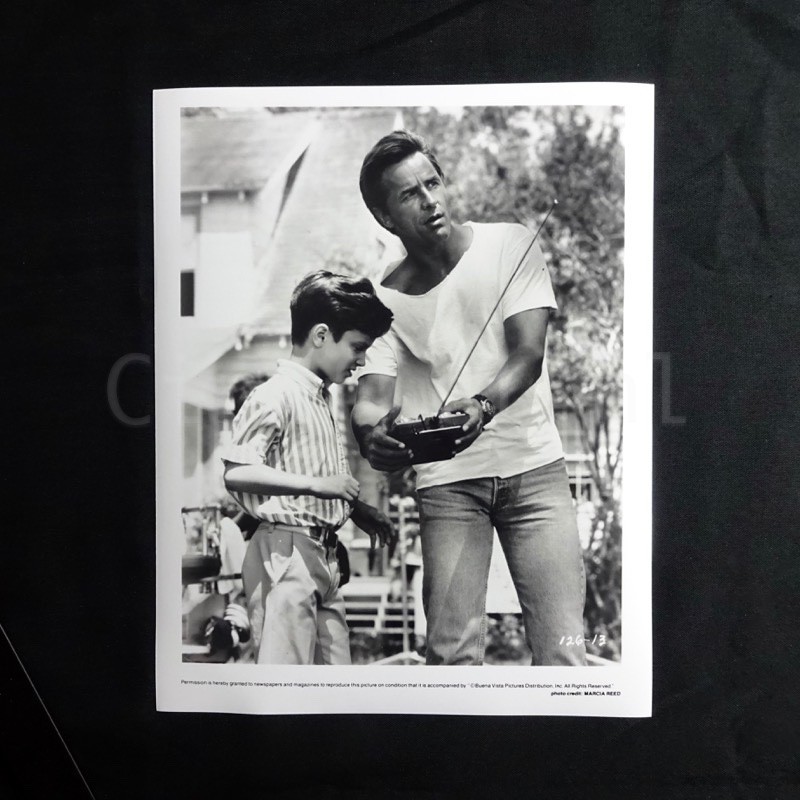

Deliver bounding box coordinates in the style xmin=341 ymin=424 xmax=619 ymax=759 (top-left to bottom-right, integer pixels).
xmin=472 ymin=394 xmax=496 ymax=425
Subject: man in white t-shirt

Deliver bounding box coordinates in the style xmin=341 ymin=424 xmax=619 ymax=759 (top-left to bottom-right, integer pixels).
xmin=352 ymin=130 xmax=586 ymax=666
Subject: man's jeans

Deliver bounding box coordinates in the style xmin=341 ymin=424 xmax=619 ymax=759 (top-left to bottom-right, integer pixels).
xmin=417 ymin=458 xmax=587 ymax=666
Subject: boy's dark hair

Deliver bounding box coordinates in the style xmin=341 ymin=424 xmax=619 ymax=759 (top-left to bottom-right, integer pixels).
xmin=229 ymin=373 xmax=269 ymax=415
xmin=290 ymin=270 xmax=393 ymax=345
xmin=359 ymin=130 xmax=445 ymax=216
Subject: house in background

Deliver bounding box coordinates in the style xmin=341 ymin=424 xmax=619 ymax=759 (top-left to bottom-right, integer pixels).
xmin=179 ymin=107 xmax=401 ymax=534
xmin=180 ymin=111 xmax=319 ymax=327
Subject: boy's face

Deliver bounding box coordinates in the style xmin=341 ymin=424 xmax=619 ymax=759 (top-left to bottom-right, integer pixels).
xmin=316 ymin=329 xmax=373 ymax=384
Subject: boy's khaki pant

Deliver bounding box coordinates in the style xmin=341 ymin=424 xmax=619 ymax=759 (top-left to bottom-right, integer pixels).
xmin=242 ymin=523 xmax=351 ymax=665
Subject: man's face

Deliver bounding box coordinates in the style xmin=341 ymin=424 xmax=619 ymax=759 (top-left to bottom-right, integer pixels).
xmin=376 ymin=151 xmax=451 ymax=248
xmin=317 ymin=329 xmax=373 ymax=384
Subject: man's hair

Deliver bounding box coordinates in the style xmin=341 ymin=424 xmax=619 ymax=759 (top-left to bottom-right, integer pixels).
xmin=229 ymin=373 xmax=269 ymax=415
xmin=359 ymin=130 xmax=445 ymax=215
xmin=290 ymin=270 xmax=393 ymax=345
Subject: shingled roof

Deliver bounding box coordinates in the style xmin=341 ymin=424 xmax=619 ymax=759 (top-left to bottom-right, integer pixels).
xmin=181 ymin=111 xmax=317 ymax=192
xmin=252 ymin=108 xmax=399 ymax=333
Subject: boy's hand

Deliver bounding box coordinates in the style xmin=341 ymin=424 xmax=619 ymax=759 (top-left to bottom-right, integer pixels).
xmin=311 ymin=474 xmax=360 ymax=502
xmin=351 ymin=500 xmax=396 ymax=550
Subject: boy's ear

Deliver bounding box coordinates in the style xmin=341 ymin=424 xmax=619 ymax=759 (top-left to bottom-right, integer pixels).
xmin=310 ymin=323 xmax=329 ymax=347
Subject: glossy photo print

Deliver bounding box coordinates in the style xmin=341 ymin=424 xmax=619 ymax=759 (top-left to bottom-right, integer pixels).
xmin=154 ymin=83 xmax=653 ymax=715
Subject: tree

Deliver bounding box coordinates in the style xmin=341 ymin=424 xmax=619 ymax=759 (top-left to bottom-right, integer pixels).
xmin=533 ymin=108 xmax=624 ymax=660
xmin=534 ymin=107 xmax=624 ymax=506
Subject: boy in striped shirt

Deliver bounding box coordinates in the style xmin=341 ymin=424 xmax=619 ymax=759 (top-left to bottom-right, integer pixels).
xmin=222 ymin=271 xmax=395 ymax=664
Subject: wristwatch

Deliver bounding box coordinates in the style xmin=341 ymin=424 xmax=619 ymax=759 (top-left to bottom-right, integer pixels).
xmin=472 ymin=394 xmax=497 ymax=426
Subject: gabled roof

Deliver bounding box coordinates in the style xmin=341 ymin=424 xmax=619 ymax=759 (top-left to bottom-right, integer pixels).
xmin=252 ymin=108 xmax=399 ymax=333
xmin=181 ymin=112 xmax=317 ymax=192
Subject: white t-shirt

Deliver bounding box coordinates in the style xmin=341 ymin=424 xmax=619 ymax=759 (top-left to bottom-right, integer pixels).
xmin=360 ymin=221 xmax=564 ymax=490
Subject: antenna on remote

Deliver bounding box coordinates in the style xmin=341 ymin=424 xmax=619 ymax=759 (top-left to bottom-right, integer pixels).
xmin=437 ymin=199 xmax=558 ymax=414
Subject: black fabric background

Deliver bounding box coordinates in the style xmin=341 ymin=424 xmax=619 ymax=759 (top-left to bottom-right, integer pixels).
xmin=3 ymin=1 xmax=799 ymax=797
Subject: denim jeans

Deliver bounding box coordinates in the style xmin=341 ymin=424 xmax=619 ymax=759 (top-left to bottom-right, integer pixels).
xmin=416 ymin=458 xmax=587 ymax=666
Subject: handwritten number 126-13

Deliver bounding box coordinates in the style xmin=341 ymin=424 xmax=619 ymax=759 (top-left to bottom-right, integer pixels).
xmin=560 ymin=635 xmax=606 ymax=646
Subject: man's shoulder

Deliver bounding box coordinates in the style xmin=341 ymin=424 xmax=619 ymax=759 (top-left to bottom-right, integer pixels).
xmin=471 ymin=220 xmax=529 ymax=240
xmin=466 ymin=221 xmax=530 ymax=255
xmin=377 ymin=256 xmax=410 ymax=292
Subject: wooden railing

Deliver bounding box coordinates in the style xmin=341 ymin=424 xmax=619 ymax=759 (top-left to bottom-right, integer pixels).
xmin=341 ymin=579 xmax=415 ymax=636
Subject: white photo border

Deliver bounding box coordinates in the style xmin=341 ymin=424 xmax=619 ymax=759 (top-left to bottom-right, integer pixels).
xmin=154 ymin=83 xmax=653 ymax=716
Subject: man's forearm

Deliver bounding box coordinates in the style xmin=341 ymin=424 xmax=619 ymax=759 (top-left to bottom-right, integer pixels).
xmin=224 ymin=463 xmax=315 ymax=497
xmin=480 ymin=347 xmax=544 ymax=414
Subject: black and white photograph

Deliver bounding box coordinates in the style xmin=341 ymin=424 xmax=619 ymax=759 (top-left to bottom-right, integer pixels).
xmin=154 ymin=83 xmax=652 ymax=715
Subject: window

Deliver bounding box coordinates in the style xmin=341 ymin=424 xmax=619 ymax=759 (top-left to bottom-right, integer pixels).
xmin=181 ymin=271 xmax=195 ymax=317
xmin=181 ymin=203 xmax=199 ymax=316
xmin=566 ymin=457 xmax=594 ymax=502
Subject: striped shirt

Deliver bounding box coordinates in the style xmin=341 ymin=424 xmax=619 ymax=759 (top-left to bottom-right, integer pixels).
xmin=220 ymin=359 xmax=352 ymax=528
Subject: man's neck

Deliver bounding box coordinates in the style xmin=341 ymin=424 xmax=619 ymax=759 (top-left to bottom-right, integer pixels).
xmin=394 ymin=222 xmax=472 ymax=294
xmin=411 ymin=221 xmax=469 ymax=266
